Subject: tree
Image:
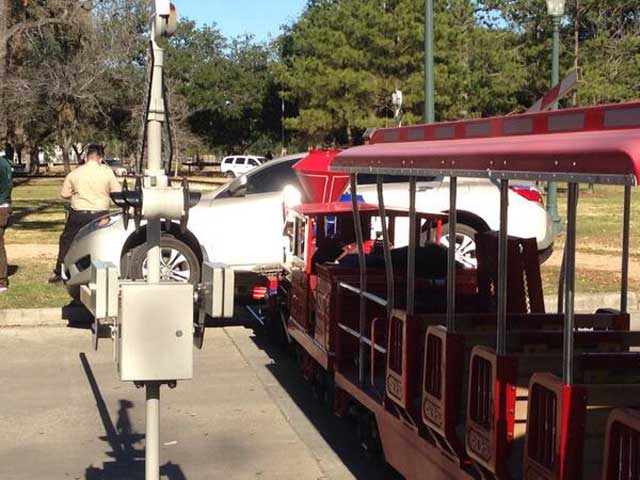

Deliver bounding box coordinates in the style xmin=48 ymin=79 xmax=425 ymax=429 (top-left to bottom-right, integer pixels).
xmin=164 ymin=22 xmax=281 ymax=154
xmin=5 ymin=0 xmax=150 ymax=172
xmin=480 ymin=0 xmax=640 ymax=106
xmin=277 ymin=0 xmax=530 ymax=146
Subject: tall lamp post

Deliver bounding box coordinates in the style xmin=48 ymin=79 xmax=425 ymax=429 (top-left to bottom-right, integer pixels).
xmin=424 ymin=0 xmax=434 ymax=124
xmin=546 ymin=0 xmax=565 ymax=234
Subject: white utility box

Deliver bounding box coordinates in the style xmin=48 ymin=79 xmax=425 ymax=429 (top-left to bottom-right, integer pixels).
xmin=202 ymin=261 xmax=235 ymax=318
xmin=116 ymin=282 xmax=194 ymax=382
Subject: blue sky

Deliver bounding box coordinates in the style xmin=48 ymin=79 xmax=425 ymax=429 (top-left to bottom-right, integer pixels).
xmin=176 ymin=0 xmax=307 ymax=42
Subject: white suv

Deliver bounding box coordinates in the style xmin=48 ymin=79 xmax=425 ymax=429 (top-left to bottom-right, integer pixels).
xmin=221 ymin=155 xmax=265 ymax=178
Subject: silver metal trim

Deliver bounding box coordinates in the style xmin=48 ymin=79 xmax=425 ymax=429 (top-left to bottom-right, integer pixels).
xmin=350 ymin=175 xmax=367 ymax=386
xmin=496 ymin=180 xmax=509 ymax=356
xmin=446 ymin=177 xmax=457 ymax=331
xmin=338 ymin=282 xmax=388 ymax=308
xmin=377 ymin=176 xmax=395 ymax=315
xmin=407 ymin=177 xmax=417 ymax=315
xmin=563 ymin=183 xmax=579 ymax=385
xmin=621 ymin=185 xmax=632 ymax=313
xmin=329 ymin=166 xmax=636 ymax=186
xmin=338 ymin=322 xmax=387 ymax=354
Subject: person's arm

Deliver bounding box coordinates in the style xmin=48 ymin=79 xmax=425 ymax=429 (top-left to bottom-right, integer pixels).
xmin=60 ymin=174 xmax=73 ymax=200
xmin=108 ymin=170 xmax=122 ymax=193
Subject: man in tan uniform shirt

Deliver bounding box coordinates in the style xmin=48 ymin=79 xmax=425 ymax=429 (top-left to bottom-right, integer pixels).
xmin=50 ymin=144 xmax=122 ymax=283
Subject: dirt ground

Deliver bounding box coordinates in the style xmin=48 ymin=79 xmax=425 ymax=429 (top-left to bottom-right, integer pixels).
xmin=6 ymin=243 xmax=58 ymax=260
xmin=546 ymin=248 xmax=640 ymax=282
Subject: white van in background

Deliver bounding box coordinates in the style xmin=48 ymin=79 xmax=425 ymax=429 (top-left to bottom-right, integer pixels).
xmin=221 ymin=155 xmax=266 ymax=178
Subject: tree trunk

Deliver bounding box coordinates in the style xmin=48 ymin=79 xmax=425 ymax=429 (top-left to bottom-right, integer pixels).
xmin=61 ymin=137 xmax=72 ymax=174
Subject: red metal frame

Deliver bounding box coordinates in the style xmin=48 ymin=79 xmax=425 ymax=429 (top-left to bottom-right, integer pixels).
xmin=370 ymin=101 xmax=640 ymax=145
xmin=465 ymin=346 xmax=518 ymax=479
xmin=422 ymin=326 xmax=466 ymax=460
xmin=523 ymin=373 xmax=588 ymax=480
xmin=293 ymin=149 xmax=350 ymax=203
xmin=602 ymin=408 xmax=640 ymax=480
xmin=385 ymin=309 xmax=421 ymax=412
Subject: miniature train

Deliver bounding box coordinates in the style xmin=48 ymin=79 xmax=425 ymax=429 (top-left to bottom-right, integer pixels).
xmin=259 ymin=102 xmax=640 ymax=480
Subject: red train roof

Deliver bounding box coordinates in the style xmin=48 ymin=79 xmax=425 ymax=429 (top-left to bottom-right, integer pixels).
xmin=332 ymin=102 xmax=640 ymax=185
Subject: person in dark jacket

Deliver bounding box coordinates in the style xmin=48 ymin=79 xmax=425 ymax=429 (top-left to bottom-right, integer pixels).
xmin=0 ymin=151 xmax=13 ymax=293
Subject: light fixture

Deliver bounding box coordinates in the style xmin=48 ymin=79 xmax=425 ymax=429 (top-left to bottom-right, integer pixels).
xmin=546 ymin=0 xmax=566 ymax=16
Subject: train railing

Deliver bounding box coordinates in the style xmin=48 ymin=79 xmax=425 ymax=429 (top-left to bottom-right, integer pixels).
xmin=602 ymin=408 xmax=640 ymax=480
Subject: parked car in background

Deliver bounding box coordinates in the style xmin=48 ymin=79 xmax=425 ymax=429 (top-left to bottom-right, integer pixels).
xmin=105 ymin=158 xmax=128 ymax=177
xmin=62 ymin=152 xmax=553 ymax=300
xmin=220 ymin=155 xmax=266 ymax=178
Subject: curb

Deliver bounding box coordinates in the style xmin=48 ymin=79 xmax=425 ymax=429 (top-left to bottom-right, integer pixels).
xmin=1 ymin=293 xmax=638 ymax=328
xmin=544 ymin=292 xmax=639 ymax=314
xmin=0 ymin=306 xmax=92 ymax=328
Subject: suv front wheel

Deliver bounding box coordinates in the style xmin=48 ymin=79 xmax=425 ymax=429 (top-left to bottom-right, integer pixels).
xmin=123 ymin=235 xmax=200 ymax=284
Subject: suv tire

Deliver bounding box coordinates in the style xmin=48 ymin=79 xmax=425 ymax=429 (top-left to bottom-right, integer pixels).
xmin=124 ymin=235 xmax=200 ymax=285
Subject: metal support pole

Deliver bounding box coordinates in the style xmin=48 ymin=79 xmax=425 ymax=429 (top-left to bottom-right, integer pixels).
xmin=563 ymin=183 xmax=579 ymax=385
xmin=351 ymin=175 xmax=367 ymax=386
xmin=446 ymin=177 xmax=457 ymax=331
xmin=547 ymin=15 xmax=563 ymax=234
xmin=407 ymin=177 xmax=417 ymax=315
xmin=377 ymin=176 xmax=394 ymax=316
xmin=145 ymin=34 xmax=167 ymax=285
xmin=424 ymin=0 xmax=435 ymax=124
xmin=145 ymin=382 xmax=160 ymax=480
xmin=496 ymin=180 xmax=509 ymax=356
xmin=621 ymin=185 xmax=632 ymax=313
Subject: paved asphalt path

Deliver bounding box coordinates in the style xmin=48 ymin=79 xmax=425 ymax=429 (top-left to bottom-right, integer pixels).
xmin=0 ymin=322 xmax=401 ymax=480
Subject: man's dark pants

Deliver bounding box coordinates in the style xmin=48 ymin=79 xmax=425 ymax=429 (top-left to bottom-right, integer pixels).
xmin=0 ymin=206 xmax=10 ymax=288
xmin=55 ymin=210 xmax=107 ymax=277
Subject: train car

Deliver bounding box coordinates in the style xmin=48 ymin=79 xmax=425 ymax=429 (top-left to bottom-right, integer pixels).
xmin=279 ymin=101 xmax=640 ymax=480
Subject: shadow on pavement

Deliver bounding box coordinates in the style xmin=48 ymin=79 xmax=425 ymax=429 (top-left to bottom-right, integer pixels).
xmin=238 ymin=315 xmax=402 ymax=480
xmin=79 ymin=353 xmax=187 ymax=480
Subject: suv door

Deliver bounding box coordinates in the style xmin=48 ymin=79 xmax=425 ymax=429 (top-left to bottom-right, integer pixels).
xmin=235 ymin=157 xmax=247 ymax=175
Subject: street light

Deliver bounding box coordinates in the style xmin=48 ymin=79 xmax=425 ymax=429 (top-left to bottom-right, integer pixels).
xmin=424 ymin=0 xmax=434 ymax=124
xmin=546 ymin=0 xmax=565 ymax=234
xmin=391 ymin=89 xmax=403 ymax=127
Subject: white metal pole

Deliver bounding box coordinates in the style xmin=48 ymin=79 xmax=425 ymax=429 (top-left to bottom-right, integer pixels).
xmin=146 ymin=34 xmax=166 ymax=285
xmin=145 ymin=382 xmax=160 ymax=480
xmin=144 ymin=26 xmax=167 ymax=480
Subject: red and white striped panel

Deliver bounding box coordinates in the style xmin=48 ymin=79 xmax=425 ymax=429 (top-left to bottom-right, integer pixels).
xmin=369 ymin=100 xmax=640 ymax=145
xmin=527 ymin=70 xmax=580 ymax=114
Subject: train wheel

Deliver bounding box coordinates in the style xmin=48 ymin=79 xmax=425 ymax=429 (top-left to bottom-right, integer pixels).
xmin=357 ymin=409 xmax=383 ymax=457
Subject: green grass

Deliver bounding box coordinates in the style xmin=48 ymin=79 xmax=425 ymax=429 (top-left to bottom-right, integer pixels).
xmin=5 ymin=178 xmax=66 ymax=244
xmin=542 ymin=266 xmax=640 ymax=297
xmin=0 ymin=259 xmax=70 ymax=309
xmin=1 ymin=179 xmax=637 ymax=309
xmin=555 ymin=185 xmax=640 ymax=256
